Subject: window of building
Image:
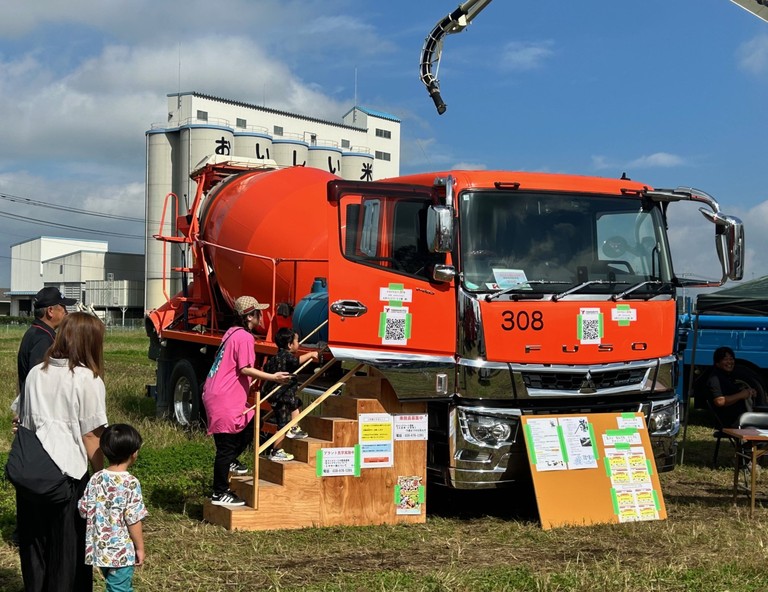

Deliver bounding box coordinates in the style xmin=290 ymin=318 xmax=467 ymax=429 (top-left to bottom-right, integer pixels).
xmin=375 ymin=128 xmax=392 ymax=139
xmin=375 ymin=151 xmax=391 ymax=161
xmin=236 ymin=118 xmax=247 ymax=128
xmin=59 ymin=265 xmax=64 ymax=274
xmin=273 ymin=125 xmax=283 ymax=136
xmin=197 ymin=110 xmax=208 ymax=122
xmin=341 ymin=139 xmax=350 ymax=148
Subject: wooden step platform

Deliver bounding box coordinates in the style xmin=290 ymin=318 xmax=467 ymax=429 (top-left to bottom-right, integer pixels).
xmin=203 ymin=376 xmax=428 ymax=531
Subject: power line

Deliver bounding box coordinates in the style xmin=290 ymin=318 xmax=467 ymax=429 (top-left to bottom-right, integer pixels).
xmin=0 ymin=209 xmax=142 ymax=240
xmin=0 ymin=191 xmax=145 ymax=223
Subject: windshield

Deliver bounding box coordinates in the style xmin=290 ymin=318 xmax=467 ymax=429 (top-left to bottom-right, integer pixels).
xmin=459 ymin=190 xmax=674 ymax=297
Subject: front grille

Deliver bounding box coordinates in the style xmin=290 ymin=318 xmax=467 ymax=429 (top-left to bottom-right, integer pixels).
xmin=522 ymin=368 xmax=648 ymax=391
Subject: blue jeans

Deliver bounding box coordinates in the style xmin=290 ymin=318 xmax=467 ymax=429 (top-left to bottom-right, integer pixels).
xmin=100 ymin=566 xmax=135 ymax=592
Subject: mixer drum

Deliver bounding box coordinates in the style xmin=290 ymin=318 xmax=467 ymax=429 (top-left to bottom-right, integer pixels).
xmin=199 ymin=166 xmax=337 ymax=309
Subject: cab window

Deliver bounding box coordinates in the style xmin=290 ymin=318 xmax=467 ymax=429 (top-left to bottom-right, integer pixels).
xmin=340 ymin=196 xmax=441 ymax=280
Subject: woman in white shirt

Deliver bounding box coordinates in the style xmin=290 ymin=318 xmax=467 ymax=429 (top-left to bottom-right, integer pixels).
xmin=16 ymin=312 xmax=109 ymax=592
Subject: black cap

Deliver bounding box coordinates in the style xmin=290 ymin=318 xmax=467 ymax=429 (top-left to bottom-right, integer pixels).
xmin=34 ymin=287 xmax=77 ymax=309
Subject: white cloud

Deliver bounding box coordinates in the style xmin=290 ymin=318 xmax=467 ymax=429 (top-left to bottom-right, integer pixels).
xmin=500 ymin=41 xmax=554 ymax=71
xmin=0 ymin=1 xmax=351 ymax=41
xmin=741 ymin=200 xmax=768 ymax=280
xmin=0 ymin=171 xmax=145 ymax=275
xmin=451 ymin=162 xmax=487 ymax=170
xmin=400 ymin=137 xmax=454 ymax=171
xmin=0 ymin=36 xmax=352 ymax=170
xmin=628 ymin=152 xmax=685 ymax=168
xmin=592 ymin=152 xmax=686 ymax=171
xmin=0 ymin=1 xmax=399 ymax=285
xmin=0 ymin=171 xmax=144 ymax=222
xmin=296 ymin=16 xmax=397 ymax=56
xmin=666 ymin=198 xmax=768 ymax=282
xmin=737 ymin=34 xmax=768 ymax=75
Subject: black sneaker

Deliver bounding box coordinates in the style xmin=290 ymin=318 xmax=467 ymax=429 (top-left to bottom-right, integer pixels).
xmin=229 ymin=461 xmax=249 ymax=475
xmin=211 ymin=490 xmax=246 ymax=506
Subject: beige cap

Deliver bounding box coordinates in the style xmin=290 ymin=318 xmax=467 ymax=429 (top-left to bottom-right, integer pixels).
xmin=234 ymin=296 xmax=269 ymax=316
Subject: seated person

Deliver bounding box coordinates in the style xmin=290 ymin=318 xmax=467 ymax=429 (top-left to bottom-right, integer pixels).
xmin=516 ymin=224 xmax=576 ymax=282
xmin=707 ymin=346 xmax=756 ymax=428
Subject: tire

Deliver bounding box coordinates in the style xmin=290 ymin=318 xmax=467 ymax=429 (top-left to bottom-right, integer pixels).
xmin=732 ymin=363 xmax=768 ymax=408
xmin=170 ymin=359 xmax=203 ymax=427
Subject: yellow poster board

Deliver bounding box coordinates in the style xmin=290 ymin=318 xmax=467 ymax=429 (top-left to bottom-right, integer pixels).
xmin=521 ymin=412 xmax=667 ymax=530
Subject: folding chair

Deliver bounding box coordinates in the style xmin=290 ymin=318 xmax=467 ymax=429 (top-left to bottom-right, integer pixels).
xmin=738 ymin=410 xmax=768 ymax=468
xmin=734 ymin=411 xmax=768 ymax=492
xmin=739 ymin=412 xmax=768 ymax=430
xmin=707 ymin=399 xmax=739 ymax=467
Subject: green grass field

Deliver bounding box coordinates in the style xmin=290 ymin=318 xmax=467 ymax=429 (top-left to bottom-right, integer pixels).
xmin=1 ymin=327 xmax=768 ymax=591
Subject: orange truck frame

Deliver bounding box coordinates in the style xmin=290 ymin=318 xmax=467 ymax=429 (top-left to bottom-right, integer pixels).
xmin=146 ymin=160 xmax=743 ymax=489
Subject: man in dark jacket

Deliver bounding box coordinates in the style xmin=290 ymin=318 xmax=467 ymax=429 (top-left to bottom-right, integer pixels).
xmin=16 ymin=287 xmax=77 ymax=397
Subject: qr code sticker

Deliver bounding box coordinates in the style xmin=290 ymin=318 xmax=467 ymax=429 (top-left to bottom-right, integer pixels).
xmin=381 ymin=306 xmax=409 ymax=345
xmin=582 ymin=319 xmax=600 ymax=342
xmin=384 ymin=317 xmax=406 ymax=342
xmin=579 ymin=308 xmax=602 ymax=345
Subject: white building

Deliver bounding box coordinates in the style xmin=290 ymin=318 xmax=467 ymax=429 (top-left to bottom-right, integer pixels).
xmin=9 ymin=237 xmax=144 ymax=323
xmin=144 ymin=91 xmax=402 ymax=311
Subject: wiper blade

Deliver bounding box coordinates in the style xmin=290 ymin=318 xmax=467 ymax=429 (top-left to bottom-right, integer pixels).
xmin=552 ymin=280 xmax=625 ymax=301
xmin=611 ymin=281 xmax=663 ymax=301
xmin=484 ymin=280 xmax=569 ymax=302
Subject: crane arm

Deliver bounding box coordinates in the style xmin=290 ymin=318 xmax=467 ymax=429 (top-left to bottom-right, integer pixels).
xmin=729 ymin=0 xmax=768 ymax=22
xmin=421 ymin=1 xmax=768 ymax=115
xmin=419 ymin=0 xmax=493 ymax=115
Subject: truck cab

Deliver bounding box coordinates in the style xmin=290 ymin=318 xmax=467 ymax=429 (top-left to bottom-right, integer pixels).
xmin=325 ymin=170 xmax=743 ymax=488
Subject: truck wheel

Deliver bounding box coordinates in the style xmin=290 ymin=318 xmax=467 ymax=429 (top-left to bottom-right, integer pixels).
xmin=733 ymin=363 xmax=768 ymax=408
xmin=170 ymin=359 xmax=202 ymax=427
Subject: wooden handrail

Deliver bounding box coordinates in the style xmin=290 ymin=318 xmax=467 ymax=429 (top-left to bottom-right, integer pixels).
xmin=251 ymin=362 xmax=364 ymax=509
xmin=242 ymin=320 xmax=330 ymax=414
xmin=241 ymin=356 xmax=335 ymax=416
xmin=259 ymin=362 xmax=364 ymax=455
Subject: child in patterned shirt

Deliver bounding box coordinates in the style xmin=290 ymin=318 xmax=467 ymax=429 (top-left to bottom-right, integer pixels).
xmin=78 ymin=423 xmax=148 ymax=592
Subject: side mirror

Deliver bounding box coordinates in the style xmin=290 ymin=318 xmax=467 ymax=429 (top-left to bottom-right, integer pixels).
xmin=699 ymin=209 xmax=744 ymax=282
xmin=426 ymin=205 xmax=453 ymax=253
xmin=431 ymin=264 xmax=456 ymax=283
xmin=722 ymin=216 xmax=745 ymax=281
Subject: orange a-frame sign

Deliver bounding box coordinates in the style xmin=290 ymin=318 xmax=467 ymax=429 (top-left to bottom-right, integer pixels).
xmin=521 ymin=412 xmax=667 ymax=530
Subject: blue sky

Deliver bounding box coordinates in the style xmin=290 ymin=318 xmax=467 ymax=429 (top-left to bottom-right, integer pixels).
xmin=1 ymin=0 xmax=767 ymax=290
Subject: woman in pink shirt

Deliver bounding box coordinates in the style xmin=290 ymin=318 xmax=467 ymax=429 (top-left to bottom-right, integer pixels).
xmin=203 ymin=296 xmax=290 ymax=507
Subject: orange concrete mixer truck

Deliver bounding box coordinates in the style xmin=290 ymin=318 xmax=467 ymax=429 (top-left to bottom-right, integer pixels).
xmin=146 ymin=155 xmax=744 ymax=489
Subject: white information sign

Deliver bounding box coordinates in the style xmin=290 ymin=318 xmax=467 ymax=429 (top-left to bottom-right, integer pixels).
xmin=558 ymin=416 xmax=598 ymax=470
xmin=316 ymin=447 xmax=359 ymax=477
xmin=358 ymin=413 xmax=394 ymax=468
xmin=394 ymin=414 xmax=428 ymax=441
xmin=379 ymin=287 xmax=412 ymax=302
xmin=526 ymin=417 xmax=567 ymax=471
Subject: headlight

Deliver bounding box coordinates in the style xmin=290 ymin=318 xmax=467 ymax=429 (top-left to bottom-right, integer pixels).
xmin=458 ymin=408 xmax=517 ymax=447
xmin=648 ymin=398 xmax=680 ymax=435
xmin=470 ymin=420 xmax=512 ymax=443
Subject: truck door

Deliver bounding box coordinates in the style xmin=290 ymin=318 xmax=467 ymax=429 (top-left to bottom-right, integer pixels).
xmin=326 ymin=180 xmax=456 ymax=362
